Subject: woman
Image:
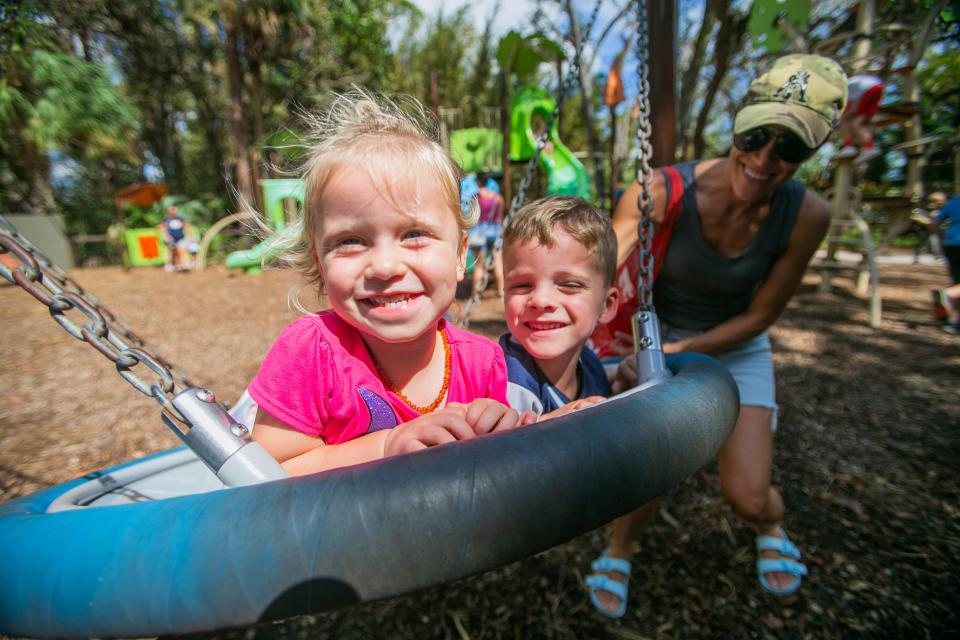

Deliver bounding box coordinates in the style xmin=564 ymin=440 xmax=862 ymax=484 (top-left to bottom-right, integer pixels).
xmin=468 ymin=173 xmax=506 ymax=300
xmin=585 ymin=54 xmax=847 ymax=618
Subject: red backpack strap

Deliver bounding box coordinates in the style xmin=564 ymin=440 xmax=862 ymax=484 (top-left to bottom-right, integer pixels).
xmin=588 ymin=166 xmax=685 ymax=360
xmin=651 ymin=165 xmax=685 ymax=280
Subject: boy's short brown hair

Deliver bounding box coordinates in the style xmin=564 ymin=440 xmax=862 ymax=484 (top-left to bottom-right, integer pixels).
xmin=502 ymin=196 xmax=617 ymax=286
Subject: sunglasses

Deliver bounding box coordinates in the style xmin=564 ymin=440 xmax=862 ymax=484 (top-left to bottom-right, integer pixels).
xmin=732 ymin=126 xmax=816 ymax=164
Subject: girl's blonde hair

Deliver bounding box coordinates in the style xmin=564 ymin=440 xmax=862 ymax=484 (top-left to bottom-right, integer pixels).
xmin=274 ymin=90 xmax=477 ymax=302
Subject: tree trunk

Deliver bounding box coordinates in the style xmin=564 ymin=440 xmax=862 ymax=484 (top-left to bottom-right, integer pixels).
xmin=677 ymin=0 xmax=718 ymax=159
xmin=692 ymin=7 xmax=746 ymax=158
xmin=23 ymin=140 xmax=56 ymax=214
xmin=500 ymin=70 xmax=512 ymax=212
xmin=650 ymin=0 xmax=678 ymax=167
xmin=225 ymin=10 xmax=255 ymax=208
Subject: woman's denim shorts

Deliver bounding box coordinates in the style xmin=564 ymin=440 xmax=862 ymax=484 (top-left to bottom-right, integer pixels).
xmin=662 ymin=323 xmax=779 ymax=430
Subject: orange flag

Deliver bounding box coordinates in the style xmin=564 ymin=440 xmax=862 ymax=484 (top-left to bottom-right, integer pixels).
xmin=604 ymin=51 xmax=626 ymax=107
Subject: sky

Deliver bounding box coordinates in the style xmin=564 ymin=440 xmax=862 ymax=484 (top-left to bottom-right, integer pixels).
xmin=407 ymin=0 xmax=542 ymax=40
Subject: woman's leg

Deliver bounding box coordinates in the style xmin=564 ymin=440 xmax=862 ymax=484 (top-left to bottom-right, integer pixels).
xmin=471 ymin=249 xmax=487 ymax=300
xmin=717 ymin=405 xmax=797 ymax=591
xmin=588 ymin=499 xmax=659 ymax=615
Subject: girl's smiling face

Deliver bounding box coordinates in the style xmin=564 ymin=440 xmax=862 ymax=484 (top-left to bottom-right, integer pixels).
xmin=314 ymin=162 xmax=466 ymax=349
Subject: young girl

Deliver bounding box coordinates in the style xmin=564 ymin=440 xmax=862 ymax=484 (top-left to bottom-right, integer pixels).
xmin=250 ymin=91 xmax=522 ymax=476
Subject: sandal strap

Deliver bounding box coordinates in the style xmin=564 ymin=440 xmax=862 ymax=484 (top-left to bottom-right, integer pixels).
xmin=591 ymin=555 xmax=631 ymax=577
xmin=585 ymin=574 xmax=628 ymax=600
xmin=757 ymin=558 xmax=808 ymax=578
xmin=755 ymin=535 xmax=800 ymax=559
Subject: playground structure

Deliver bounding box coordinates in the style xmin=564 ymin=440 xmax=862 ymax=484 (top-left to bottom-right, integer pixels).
xmin=752 ymin=0 xmax=954 ymax=328
xmin=195 ymin=179 xmax=304 ymax=274
xmin=442 ymin=87 xmax=592 ymax=201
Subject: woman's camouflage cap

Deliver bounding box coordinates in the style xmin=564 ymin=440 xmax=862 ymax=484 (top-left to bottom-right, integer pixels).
xmin=734 ymin=54 xmax=848 ymax=149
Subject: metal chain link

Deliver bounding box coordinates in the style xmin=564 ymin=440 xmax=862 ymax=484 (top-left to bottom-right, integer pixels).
xmin=633 ymin=0 xmax=655 ymax=311
xmin=0 ymin=218 xmax=194 ymax=426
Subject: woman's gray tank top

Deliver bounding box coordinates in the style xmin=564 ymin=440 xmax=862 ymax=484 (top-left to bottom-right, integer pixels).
xmin=653 ymin=161 xmax=805 ymax=331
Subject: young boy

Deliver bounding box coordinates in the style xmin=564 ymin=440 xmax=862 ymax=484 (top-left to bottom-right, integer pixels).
xmin=499 ymin=197 xmax=619 ymax=416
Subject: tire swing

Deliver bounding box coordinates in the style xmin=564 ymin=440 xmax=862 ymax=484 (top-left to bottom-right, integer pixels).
xmin=0 ymin=5 xmax=737 ymax=638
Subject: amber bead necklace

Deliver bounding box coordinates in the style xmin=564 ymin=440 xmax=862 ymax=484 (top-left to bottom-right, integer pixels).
xmin=373 ymin=326 xmax=451 ymax=414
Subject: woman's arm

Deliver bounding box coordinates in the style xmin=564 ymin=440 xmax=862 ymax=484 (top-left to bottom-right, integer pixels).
xmin=665 ymin=191 xmax=831 ymax=356
xmin=611 ymin=171 xmax=669 ymax=267
xmin=252 ymin=407 xmax=476 ymax=476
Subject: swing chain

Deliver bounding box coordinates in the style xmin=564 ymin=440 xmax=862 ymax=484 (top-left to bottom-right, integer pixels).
xmin=0 ymin=222 xmax=193 ymax=427
xmin=633 ymin=0 xmax=655 ymax=311
xmin=509 ymin=0 xmax=602 ymax=215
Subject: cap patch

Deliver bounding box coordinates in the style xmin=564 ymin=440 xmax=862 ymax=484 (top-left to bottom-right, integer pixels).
xmin=774 ymin=70 xmax=810 ymax=103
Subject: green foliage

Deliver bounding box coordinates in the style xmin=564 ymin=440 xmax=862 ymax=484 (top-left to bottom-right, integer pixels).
xmin=496 ymin=30 xmax=563 ymax=84
xmin=387 ymin=6 xmax=479 ymax=108
xmin=2 ymin=0 xmax=954 ymax=241
xmin=917 ymin=42 xmax=959 ymax=191
xmin=20 ymin=51 xmax=138 ymax=158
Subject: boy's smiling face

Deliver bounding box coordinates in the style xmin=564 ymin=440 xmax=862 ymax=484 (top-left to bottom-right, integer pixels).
xmin=503 ymin=229 xmax=618 ymax=374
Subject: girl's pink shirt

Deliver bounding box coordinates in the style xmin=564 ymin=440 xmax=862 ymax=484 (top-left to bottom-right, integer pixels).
xmin=249 ymin=311 xmax=509 ymax=444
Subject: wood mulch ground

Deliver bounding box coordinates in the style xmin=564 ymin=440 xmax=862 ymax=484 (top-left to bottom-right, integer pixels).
xmin=1 ymin=258 xmax=958 ymax=639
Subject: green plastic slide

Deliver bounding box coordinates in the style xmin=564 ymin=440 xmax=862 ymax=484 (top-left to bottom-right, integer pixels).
xmin=225 ymin=179 xmax=304 ymax=273
xmin=449 ymin=128 xmax=503 ymax=174
xmin=510 ymin=86 xmax=591 ymax=199
xmin=223 ymin=235 xmax=277 ymax=274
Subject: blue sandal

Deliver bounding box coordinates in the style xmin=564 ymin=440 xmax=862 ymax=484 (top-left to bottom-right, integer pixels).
xmin=755 ymin=529 xmax=807 ymax=596
xmin=585 ymin=550 xmax=631 ymax=619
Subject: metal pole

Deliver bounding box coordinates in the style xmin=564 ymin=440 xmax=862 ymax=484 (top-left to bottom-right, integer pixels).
xmin=649 ymin=0 xmax=677 ymax=166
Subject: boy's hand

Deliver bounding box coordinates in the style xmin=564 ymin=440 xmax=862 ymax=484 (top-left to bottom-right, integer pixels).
xmin=540 ymin=396 xmax=606 ymax=420
xmin=612 ymin=353 xmax=638 ymax=393
xmin=383 ymin=407 xmax=475 ymax=456
xmin=608 ymin=330 xmax=636 ymax=357
xmin=456 ymin=399 xmax=522 ymax=435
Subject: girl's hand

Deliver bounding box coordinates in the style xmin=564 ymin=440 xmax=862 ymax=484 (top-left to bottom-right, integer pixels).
xmin=383 ymin=407 xmax=475 ymax=456
xmin=458 ymin=399 xmax=522 ymax=435
xmin=518 ymin=410 xmax=539 ymax=426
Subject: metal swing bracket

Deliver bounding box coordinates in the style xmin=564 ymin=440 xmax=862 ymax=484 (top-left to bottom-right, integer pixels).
xmin=164 ymin=387 xmax=287 ymax=486
xmin=632 ymin=307 xmax=670 ymax=387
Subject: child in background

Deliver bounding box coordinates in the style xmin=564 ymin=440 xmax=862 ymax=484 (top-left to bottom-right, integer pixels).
xmin=499 ymin=197 xmax=619 ymax=417
xmin=468 ymin=173 xmax=506 ymax=301
xmin=250 ymin=91 xmax=522 ymax=476
xmin=837 ymin=74 xmax=884 ymax=163
xmin=159 ymin=205 xmax=194 ymax=272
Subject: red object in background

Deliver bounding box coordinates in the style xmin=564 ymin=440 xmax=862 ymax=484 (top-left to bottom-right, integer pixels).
xmin=114 ymin=183 xmax=168 ymax=209
xmin=139 ymin=235 xmax=161 ymax=260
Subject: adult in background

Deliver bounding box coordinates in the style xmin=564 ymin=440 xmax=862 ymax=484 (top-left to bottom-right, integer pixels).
xmin=468 ymin=173 xmax=506 ymax=301
xmin=585 ymin=54 xmax=847 ymax=618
